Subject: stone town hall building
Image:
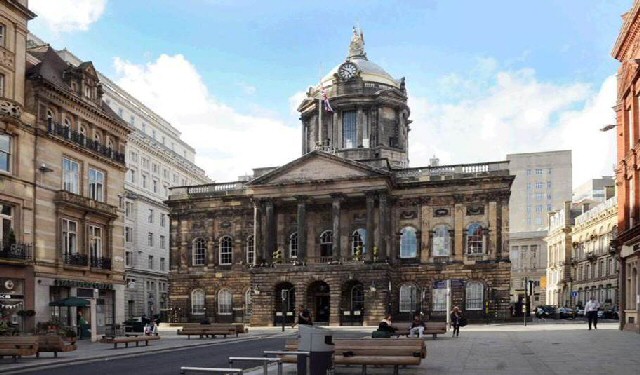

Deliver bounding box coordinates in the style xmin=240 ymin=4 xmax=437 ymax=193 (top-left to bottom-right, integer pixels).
xmin=167 ymin=31 xmax=514 ymax=326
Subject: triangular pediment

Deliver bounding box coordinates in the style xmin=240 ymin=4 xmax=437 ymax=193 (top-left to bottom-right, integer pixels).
xmin=249 ymin=151 xmax=389 ymax=186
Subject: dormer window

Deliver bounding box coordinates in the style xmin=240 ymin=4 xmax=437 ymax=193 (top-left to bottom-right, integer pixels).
xmin=71 ymin=81 xmax=78 ymax=93
xmin=84 ymin=84 xmax=92 ymax=99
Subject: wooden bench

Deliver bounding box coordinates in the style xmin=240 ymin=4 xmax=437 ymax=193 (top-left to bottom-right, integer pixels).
xmin=99 ymin=335 xmax=160 ymax=349
xmin=179 ymin=323 xmax=245 ymax=337
xmin=276 ymin=338 xmax=426 ymax=375
xmin=393 ymin=321 xmax=447 ymax=339
xmin=0 ymin=336 xmax=38 ymax=362
xmin=36 ymin=335 xmax=77 ymax=358
xmin=177 ymin=326 xmax=236 ymax=339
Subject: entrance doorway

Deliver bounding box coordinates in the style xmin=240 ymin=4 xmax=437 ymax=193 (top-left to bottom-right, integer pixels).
xmin=308 ymin=281 xmax=330 ymax=324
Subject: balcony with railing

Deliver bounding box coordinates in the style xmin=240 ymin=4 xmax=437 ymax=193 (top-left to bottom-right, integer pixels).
xmin=169 ymin=181 xmax=247 ymax=199
xmin=90 ymin=256 xmax=112 ymax=270
xmin=64 ymin=253 xmax=88 ymax=267
xmin=0 ymin=243 xmax=33 ymax=262
xmin=394 ymin=161 xmax=510 ymax=182
xmin=54 ymin=190 xmax=118 ymax=218
xmin=47 ymin=120 xmax=125 ymax=165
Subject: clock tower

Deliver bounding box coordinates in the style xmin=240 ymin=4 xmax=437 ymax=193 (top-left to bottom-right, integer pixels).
xmin=298 ymin=28 xmax=411 ymax=168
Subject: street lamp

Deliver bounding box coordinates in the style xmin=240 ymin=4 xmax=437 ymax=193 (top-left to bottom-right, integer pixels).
xmin=600 ymin=124 xmax=618 ymax=132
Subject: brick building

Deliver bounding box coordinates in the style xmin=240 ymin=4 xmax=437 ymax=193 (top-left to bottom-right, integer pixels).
xmin=167 ymin=30 xmax=514 ymax=326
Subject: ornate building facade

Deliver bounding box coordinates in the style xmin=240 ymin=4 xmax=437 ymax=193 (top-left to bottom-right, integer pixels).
xmin=167 ymin=30 xmax=514 ymax=326
xmin=0 ymin=0 xmax=36 ymax=330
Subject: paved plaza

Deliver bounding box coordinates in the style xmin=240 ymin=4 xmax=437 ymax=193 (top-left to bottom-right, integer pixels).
xmin=0 ymin=321 xmax=638 ymax=375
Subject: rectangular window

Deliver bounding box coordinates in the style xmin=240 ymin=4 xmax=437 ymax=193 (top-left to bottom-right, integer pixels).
xmin=89 ymin=168 xmax=105 ymax=202
xmin=142 ymin=158 xmax=149 ymax=169
xmin=547 ymin=181 xmax=552 ymax=189
xmin=0 ymin=133 xmax=10 ymax=173
xmin=526 ymin=205 xmax=532 ymax=213
xmin=125 ymin=202 xmax=132 ymax=217
xmin=129 ymin=115 xmax=135 ymax=126
xmin=0 ymin=73 xmax=5 ymax=98
xmin=148 ymin=209 xmax=154 ymax=223
xmin=536 ymin=193 xmax=543 ymax=201
xmin=152 ymin=163 xmax=159 ymax=174
xmin=63 ymin=158 xmax=80 ymax=194
xmin=148 ymin=232 xmax=153 ymax=246
xmin=160 ymin=235 xmax=165 ymax=249
xmin=125 ymin=251 xmax=132 ymax=267
xmin=62 ymin=218 xmax=78 ymax=255
xmin=160 ymin=214 xmax=165 ymax=227
xmin=125 ymin=227 xmax=133 ymax=243
xmin=128 ymin=168 xmax=136 ymax=183
xmin=432 ymin=289 xmax=447 ymax=311
xmin=342 ymin=111 xmax=357 ymax=148
xmin=0 ymin=24 xmax=5 ymax=47
xmin=89 ymin=225 xmax=103 ymax=259
xmin=148 ymin=255 xmax=153 ymax=269
xmin=536 ymin=205 xmax=543 ymax=213
xmin=153 ymin=179 xmax=158 ymax=193
xmin=160 ymin=257 xmax=166 ymax=271
xmin=535 ymin=182 xmax=543 ymax=189
xmin=163 ymin=169 xmax=169 ymax=179
xmin=535 ymin=168 xmax=543 ymax=174
xmin=547 ymin=204 xmax=552 ymax=211
xmin=173 ymin=174 xmax=178 ymax=184
xmin=130 ymin=151 xmax=138 ymax=163
xmin=0 ymin=204 xmax=13 ymax=246
xmin=142 ymin=174 xmax=148 ymax=189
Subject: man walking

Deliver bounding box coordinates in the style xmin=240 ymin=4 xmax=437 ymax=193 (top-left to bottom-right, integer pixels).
xmin=584 ymin=297 xmax=600 ymax=330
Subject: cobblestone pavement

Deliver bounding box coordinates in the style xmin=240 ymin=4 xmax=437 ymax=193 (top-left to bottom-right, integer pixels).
xmin=1 ymin=321 xmax=639 ymax=375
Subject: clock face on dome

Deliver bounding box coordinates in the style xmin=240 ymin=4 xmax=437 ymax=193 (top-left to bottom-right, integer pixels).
xmin=338 ymin=62 xmax=358 ymax=80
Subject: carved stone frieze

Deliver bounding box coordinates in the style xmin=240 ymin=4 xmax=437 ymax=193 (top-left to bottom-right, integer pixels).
xmin=0 ymin=99 xmax=22 ymax=119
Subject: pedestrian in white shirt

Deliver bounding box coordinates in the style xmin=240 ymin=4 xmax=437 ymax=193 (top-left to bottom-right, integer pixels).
xmin=584 ymin=297 xmax=600 ymax=330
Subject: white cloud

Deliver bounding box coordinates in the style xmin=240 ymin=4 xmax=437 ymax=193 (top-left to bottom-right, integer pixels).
xmin=113 ymin=54 xmax=300 ymax=182
xmin=409 ymin=64 xmax=617 ymax=187
xmin=30 ymin=0 xmax=106 ymax=33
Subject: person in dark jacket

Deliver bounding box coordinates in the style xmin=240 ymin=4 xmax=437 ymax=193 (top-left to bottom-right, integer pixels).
xmin=450 ymin=306 xmax=462 ymax=337
xmin=378 ymin=314 xmax=397 ymax=333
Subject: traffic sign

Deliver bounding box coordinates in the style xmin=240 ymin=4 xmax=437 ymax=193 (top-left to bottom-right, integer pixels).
xmin=571 ymin=291 xmax=578 ymax=297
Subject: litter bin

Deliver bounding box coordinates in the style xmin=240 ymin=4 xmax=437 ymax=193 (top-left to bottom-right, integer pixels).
xmin=298 ymin=325 xmax=334 ymax=375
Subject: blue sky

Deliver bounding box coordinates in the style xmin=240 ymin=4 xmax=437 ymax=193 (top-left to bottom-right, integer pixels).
xmin=29 ymin=0 xmax=631 ymax=184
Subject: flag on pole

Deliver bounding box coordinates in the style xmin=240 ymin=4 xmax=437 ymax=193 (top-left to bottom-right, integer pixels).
xmin=321 ymin=87 xmax=333 ymax=112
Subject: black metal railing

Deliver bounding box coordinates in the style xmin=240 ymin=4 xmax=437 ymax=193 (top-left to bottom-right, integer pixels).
xmin=47 ymin=120 xmax=125 ymax=164
xmin=64 ymin=253 xmax=89 ymax=266
xmin=90 ymin=256 xmax=112 ymax=270
xmin=0 ymin=243 xmax=33 ymax=261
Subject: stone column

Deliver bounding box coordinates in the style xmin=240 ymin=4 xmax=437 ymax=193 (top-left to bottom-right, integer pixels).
xmin=296 ymin=196 xmax=307 ymax=260
xmin=365 ymin=192 xmax=375 ymax=261
xmin=331 ymin=194 xmax=343 ymax=259
xmin=379 ymin=192 xmax=389 ymax=260
xmin=332 ymin=112 xmax=339 ymax=149
xmin=253 ymin=199 xmax=262 ymax=264
xmin=454 ymin=203 xmax=465 ymax=262
xmin=264 ymin=199 xmax=274 ymax=261
xmin=489 ymin=201 xmax=498 ymax=258
xmin=357 ymin=107 xmax=364 ymax=147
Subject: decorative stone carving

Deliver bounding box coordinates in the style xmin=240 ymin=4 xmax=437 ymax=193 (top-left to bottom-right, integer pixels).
xmin=0 ymin=99 xmax=22 ymax=119
xmin=400 ymin=210 xmax=417 ymax=219
xmin=433 ymin=208 xmax=450 ymax=217
xmin=0 ymin=47 xmax=14 ymax=70
xmin=466 ymin=205 xmax=485 ymax=216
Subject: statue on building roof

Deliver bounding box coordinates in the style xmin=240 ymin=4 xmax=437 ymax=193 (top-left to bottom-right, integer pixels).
xmin=349 ymin=26 xmax=367 ymax=59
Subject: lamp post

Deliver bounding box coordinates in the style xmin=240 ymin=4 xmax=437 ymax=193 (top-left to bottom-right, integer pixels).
xmin=281 ymin=289 xmax=288 ymax=332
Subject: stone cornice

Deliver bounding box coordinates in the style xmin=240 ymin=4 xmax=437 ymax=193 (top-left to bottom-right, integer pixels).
xmin=613 ymin=3 xmax=640 ymax=60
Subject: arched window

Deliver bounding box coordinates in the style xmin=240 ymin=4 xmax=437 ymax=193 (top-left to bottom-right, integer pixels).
xmin=244 ymin=290 xmax=253 ymax=317
xmin=289 ymin=232 xmax=298 ymax=258
xmin=63 ymin=118 xmax=71 ymax=128
xmin=320 ymin=230 xmax=332 ymax=257
xmin=351 ymin=228 xmax=366 ymax=255
xmin=191 ymin=289 xmax=205 ymax=315
xmin=192 ymin=238 xmax=206 ymax=266
xmin=218 ymin=289 xmax=232 ymax=315
xmin=466 ymin=282 xmax=483 ymax=310
xmin=466 ymin=223 xmax=484 ymax=255
xmin=351 ymin=285 xmax=364 ymax=311
xmin=246 ymin=235 xmax=254 ymax=265
xmin=399 ymin=227 xmax=417 ymax=258
xmin=219 ymin=236 xmax=232 ymax=265
xmin=432 ymin=225 xmax=451 ymax=257
xmin=399 ymin=284 xmax=417 ymax=312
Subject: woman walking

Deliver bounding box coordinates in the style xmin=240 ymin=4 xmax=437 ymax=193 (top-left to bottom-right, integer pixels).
xmin=450 ymin=306 xmax=462 ymax=337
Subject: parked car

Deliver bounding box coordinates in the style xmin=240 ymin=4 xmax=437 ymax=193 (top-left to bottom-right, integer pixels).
xmin=535 ymin=305 xmax=557 ymax=319
xmin=558 ymin=307 xmax=574 ymax=319
xmin=576 ymin=308 xmax=585 ymax=317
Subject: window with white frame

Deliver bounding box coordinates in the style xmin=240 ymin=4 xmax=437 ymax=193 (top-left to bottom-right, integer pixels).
xmin=0 ymin=133 xmax=10 ymax=173
xmin=320 ymin=230 xmax=332 ymax=257
xmin=148 ymin=232 xmax=153 ymax=246
xmin=152 ymin=163 xmax=159 ymax=174
xmin=125 ymin=201 xmax=132 ymax=217
xmin=62 ymin=218 xmax=78 ymax=255
xmin=246 ymin=235 xmax=254 ymax=264
xmin=342 ymin=110 xmax=356 ymax=148
xmin=191 ymin=290 xmax=205 ymax=315
xmin=400 ymin=226 xmax=418 ymax=258
xmin=89 ymin=168 xmax=105 ymax=202
xmin=218 ymin=289 xmax=232 ymax=315
xmin=351 ymin=228 xmax=366 ymax=255
xmin=465 ymin=282 xmax=483 ymax=310
xmin=219 ymin=236 xmax=232 ymax=265
xmin=148 ymin=255 xmax=153 ymax=269
xmin=148 ymin=209 xmax=154 ymax=223
xmin=142 ymin=174 xmax=148 ymax=189
xmin=432 ymin=288 xmax=447 ymax=311
xmin=193 ymin=238 xmax=206 ymax=265
xmin=0 ymin=204 xmax=13 ymax=246
xmin=89 ymin=225 xmax=103 ymax=261
xmin=0 ymin=73 xmax=5 ymax=98
xmin=432 ymin=225 xmax=451 ymax=256
xmin=160 ymin=257 xmax=165 ymax=271
xmin=125 ymin=251 xmax=132 ymax=267
xmin=0 ymin=24 xmax=5 ymax=47
xmin=399 ymin=284 xmax=417 ymax=313
xmin=160 ymin=214 xmax=165 ymax=227
xmin=128 ymin=168 xmax=136 ymax=183
xmin=142 ymin=158 xmax=149 ymax=169
xmin=63 ymin=158 xmax=80 ymax=194
xmin=125 ymin=227 xmax=133 ymax=243
xmin=466 ymin=223 xmax=484 ymax=255
xmin=160 ymin=235 xmax=165 ymax=249
xmin=289 ymin=232 xmax=298 ymax=258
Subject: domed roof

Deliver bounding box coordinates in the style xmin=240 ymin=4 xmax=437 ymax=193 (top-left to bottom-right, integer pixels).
xmin=320 ymin=28 xmax=401 ymax=88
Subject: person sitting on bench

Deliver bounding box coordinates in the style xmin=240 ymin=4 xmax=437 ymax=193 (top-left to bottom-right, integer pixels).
xmin=409 ymin=314 xmax=426 ymax=338
xmin=378 ymin=314 xmax=397 ymax=333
